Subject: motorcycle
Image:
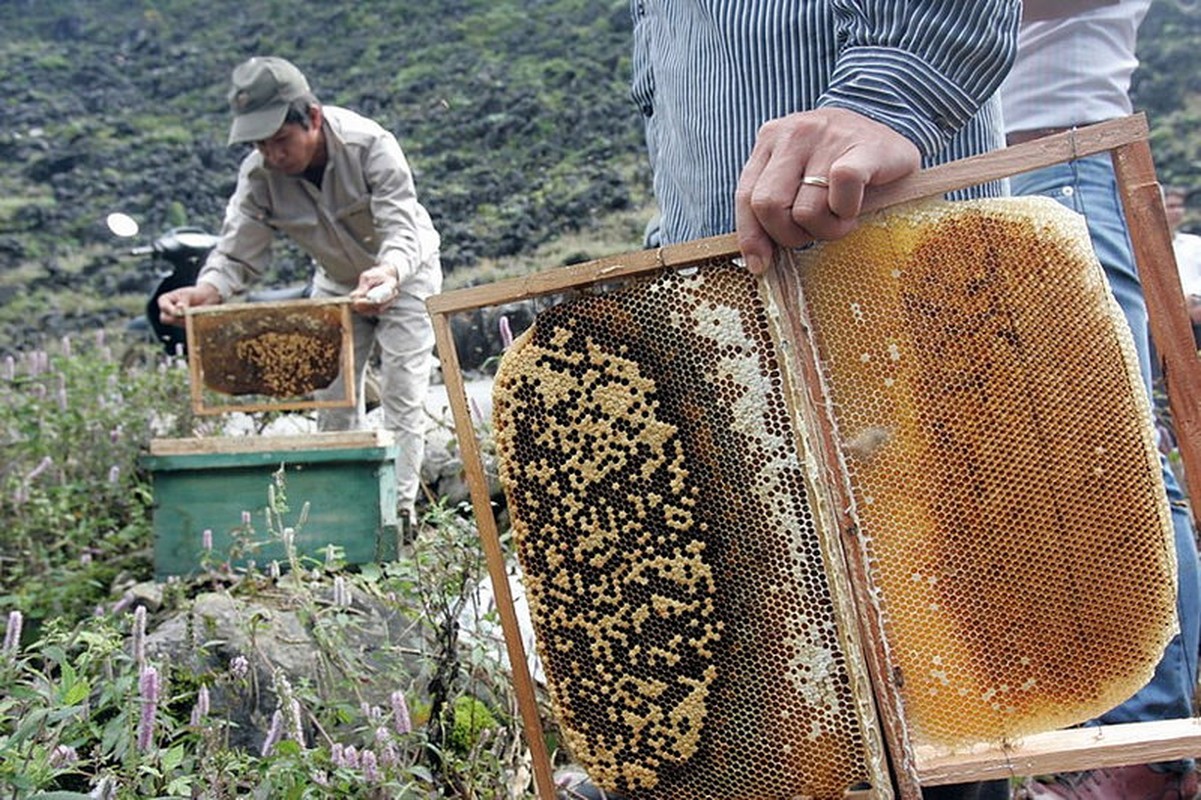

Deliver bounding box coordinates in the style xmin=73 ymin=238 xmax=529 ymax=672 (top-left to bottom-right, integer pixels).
xmin=107 ymin=212 xmax=307 ymax=357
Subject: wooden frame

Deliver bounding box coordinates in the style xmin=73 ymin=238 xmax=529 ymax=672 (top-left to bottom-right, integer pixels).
xmin=184 ymin=297 xmax=356 ymax=416
xmin=425 ymin=114 xmax=1201 ymax=799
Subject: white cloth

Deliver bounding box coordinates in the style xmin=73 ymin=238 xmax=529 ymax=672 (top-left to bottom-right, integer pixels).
xmin=1000 ymin=0 xmax=1151 ymax=132
xmin=1174 ymin=231 xmax=1201 ymax=298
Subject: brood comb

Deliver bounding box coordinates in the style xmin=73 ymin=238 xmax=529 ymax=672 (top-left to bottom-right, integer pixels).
xmin=491 ymin=197 xmax=1177 ymax=799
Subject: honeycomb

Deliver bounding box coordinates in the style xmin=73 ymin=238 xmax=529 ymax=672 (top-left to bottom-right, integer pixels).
xmin=789 ymin=197 xmax=1177 ymax=747
xmin=232 ymin=330 xmax=340 ymax=397
xmin=189 ymin=301 xmax=345 ymax=398
xmin=492 ymin=266 xmax=888 ymax=799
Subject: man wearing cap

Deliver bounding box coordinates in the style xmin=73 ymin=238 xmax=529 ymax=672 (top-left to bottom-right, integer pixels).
xmin=159 ymin=56 xmax=442 ymax=528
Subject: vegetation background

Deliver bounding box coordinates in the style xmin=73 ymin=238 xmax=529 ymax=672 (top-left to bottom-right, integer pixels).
xmin=1 ymin=0 xmax=1200 ymax=356
xmin=0 ymin=0 xmax=654 ymax=355
xmin=2 ymin=1 xmax=1201 ymax=797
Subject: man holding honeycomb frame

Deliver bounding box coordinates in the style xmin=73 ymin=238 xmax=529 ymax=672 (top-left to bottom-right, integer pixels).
xmin=158 ymin=56 xmax=442 ymax=529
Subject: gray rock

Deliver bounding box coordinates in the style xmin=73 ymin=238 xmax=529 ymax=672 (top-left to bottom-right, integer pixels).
xmin=143 ymin=586 xmax=434 ymax=751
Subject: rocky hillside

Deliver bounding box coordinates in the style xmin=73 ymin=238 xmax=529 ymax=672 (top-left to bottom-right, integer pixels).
xmin=0 ymin=0 xmax=651 ymax=354
xmin=2 ymin=0 xmax=1200 ymax=356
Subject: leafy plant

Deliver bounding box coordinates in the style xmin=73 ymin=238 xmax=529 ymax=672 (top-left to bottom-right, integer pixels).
xmin=0 ymin=340 xmax=559 ymax=798
xmin=0 ymin=335 xmax=201 ymax=634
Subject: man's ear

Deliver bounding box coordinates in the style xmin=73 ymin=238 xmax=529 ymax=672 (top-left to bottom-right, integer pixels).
xmin=309 ymin=103 xmax=323 ymax=130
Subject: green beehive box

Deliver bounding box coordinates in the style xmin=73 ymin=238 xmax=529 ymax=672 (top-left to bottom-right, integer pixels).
xmin=141 ymin=431 xmax=399 ymax=579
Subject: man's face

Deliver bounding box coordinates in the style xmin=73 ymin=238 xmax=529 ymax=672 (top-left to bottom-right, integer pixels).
xmin=255 ymin=106 xmax=323 ymax=175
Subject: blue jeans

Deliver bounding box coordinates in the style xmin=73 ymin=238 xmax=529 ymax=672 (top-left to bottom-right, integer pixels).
xmin=1011 ymin=154 xmax=1201 ymax=737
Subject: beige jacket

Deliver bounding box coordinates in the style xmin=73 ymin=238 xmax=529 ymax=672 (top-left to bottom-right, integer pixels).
xmin=198 ymin=106 xmax=442 ymax=300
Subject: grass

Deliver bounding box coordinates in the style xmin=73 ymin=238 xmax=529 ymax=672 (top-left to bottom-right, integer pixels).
xmin=0 ymin=335 xmax=562 ymax=798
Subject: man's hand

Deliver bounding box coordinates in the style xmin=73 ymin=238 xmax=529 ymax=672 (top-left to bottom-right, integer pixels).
xmin=734 ymin=107 xmax=921 ymax=276
xmin=157 ymin=283 xmax=222 ymax=327
xmin=350 ymin=264 xmax=400 ymax=314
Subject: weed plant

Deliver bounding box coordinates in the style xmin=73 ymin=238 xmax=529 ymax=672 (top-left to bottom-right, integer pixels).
xmin=0 ymin=335 xmax=548 ymax=798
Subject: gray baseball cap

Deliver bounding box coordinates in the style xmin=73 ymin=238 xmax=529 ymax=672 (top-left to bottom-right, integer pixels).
xmin=226 ymin=57 xmax=311 ymax=145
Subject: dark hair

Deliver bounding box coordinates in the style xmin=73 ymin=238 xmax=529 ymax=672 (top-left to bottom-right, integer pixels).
xmin=283 ymin=94 xmax=319 ymax=129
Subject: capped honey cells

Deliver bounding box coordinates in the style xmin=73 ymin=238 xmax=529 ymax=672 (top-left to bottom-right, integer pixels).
xmin=493 ymin=265 xmax=886 ymax=799
xmin=790 ymin=197 xmax=1176 ymax=747
xmin=491 ymin=196 xmax=1178 ymax=798
xmin=232 ymin=330 xmax=340 ymax=397
xmin=189 ymin=302 xmax=346 ymax=398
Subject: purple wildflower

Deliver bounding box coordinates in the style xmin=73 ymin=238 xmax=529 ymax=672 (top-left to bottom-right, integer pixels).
xmin=202 ymin=529 xmax=213 ymax=552
xmin=132 ymin=605 xmax=147 ymax=664
xmin=379 ymin=741 xmax=399 ymax=767
xmin=343 ymin=744 xmax=360 ymax=769
xmin=229 ymin=655 xmax=250 ymax=680
xmin=3 ymin=610 xmax=23 ymax=653
xmin=137 ymin=665 xmax=159 ymax=752
xmin=190 ymin=685 xmax=210 ymax=726
xmin=107 ymin=465 xmax=120 ymax=485
xmin=261 ymin=709 xmax=283 ymax=757
xmin=111 ymin=592 xmax=133 ymax=615
xmin=241 ymin=510 xmax=251 ymax=526
xmin=499 ymin=315 xmax=514 ymax=349
xmin=50 ymin=743 xmax=79 ymax=767
xmin=333 ymin=576 xmax=350 ymax=608
xmin=2 ymin=355 xmax=13 ymax=381
xmin=361 ymin=749 xmax=380 ymax=782
xmin=288 ymin=698 xmax=305 ymax=748
xmin=330 ymin=742 xmax=345 ymax=767
xmin=391 ymin=690 xmax=411 ymax=735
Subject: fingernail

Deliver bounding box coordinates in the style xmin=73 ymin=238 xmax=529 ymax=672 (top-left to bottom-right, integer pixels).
xmin=744 ymin=254 xmax=765 ymax=275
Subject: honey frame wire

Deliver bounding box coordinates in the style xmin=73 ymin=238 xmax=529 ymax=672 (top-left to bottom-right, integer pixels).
xmin=425 ymin=114 xmax=1201 ymax=800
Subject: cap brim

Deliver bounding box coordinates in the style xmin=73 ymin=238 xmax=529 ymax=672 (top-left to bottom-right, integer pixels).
xmin=227 ymin=103 xmax=288 ymax=145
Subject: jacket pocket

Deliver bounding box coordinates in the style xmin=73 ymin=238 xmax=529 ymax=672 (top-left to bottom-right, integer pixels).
xmin=335 ymin=198 xmax=377 ymax=250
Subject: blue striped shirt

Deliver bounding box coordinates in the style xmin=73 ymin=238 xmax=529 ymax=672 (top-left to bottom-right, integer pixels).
xmin=630 ymin=0 xmax=1021 ymax=243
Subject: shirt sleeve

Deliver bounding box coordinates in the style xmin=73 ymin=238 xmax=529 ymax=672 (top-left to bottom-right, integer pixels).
xmin=820 ymin=0 xmax=1021 ymax=156
xmin=197 ymin=155 xmax=275 ymax=300
xmin=362 ymin=131 xmax=426 ymax=285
